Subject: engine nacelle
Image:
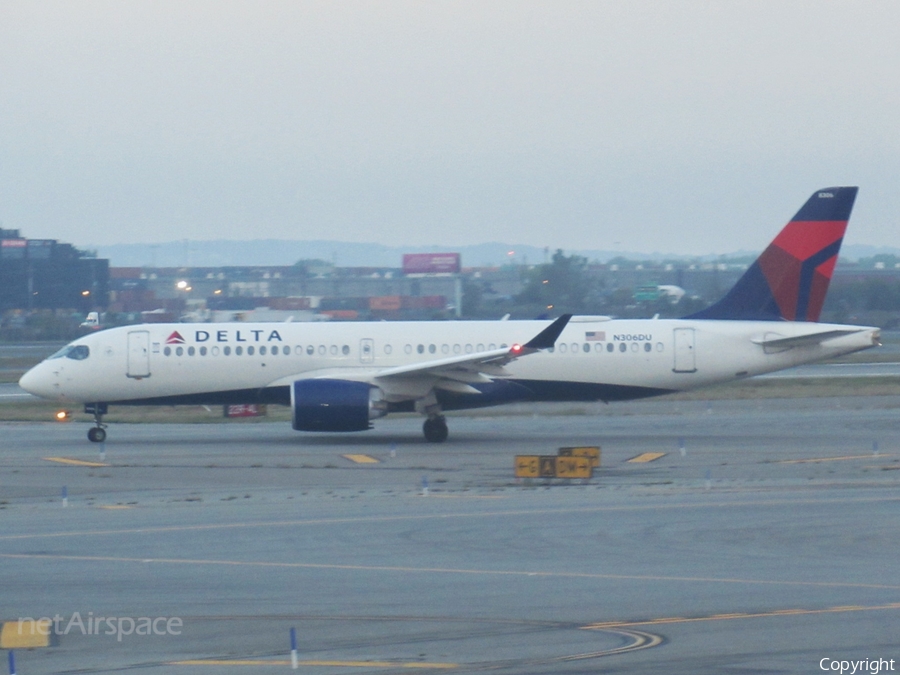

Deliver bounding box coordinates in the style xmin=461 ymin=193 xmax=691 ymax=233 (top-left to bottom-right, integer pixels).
xmin=291 ymin=379 xmax=387 ymax=432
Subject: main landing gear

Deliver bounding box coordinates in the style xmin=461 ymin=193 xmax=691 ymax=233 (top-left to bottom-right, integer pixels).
xmin=85 ymin=402 xmax=108 ymax=443
xmin=422 ymin=415 xmax=449 ymax=443
xmin=417 ymin=393 xmax=448 ymax=443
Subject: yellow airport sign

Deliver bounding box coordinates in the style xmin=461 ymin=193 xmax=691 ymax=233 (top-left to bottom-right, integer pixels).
xmin=558 ymin=446 xmax=600 ymax=467
xmin=538 ymin=456 xmax=557 ymax=478
xmin=514 ymin=455 xmax=540 ymax=478
xmin=515 ymin=455 xmax=592 ymax=479
xmin=555 ymin=455 xmax=592 ymax=478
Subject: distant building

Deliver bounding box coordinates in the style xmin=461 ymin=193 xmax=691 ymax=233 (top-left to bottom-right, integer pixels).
xmin=0 ymin=229 xmax=109 ymax=312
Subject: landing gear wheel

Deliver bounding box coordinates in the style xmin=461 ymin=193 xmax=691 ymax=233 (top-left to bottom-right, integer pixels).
xmin=423 ymin=416 xmax=448 ymax=443
xmin=86 ymin=403 xmax=108 ymax=443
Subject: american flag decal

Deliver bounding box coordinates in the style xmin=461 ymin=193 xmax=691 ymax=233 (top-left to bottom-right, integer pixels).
xmin=585 ymin=331 xmax=605 ymax=341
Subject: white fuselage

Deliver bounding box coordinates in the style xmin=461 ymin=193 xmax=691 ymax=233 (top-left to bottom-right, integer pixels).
xmin=20 ymin=317 xmax=879 ymax=407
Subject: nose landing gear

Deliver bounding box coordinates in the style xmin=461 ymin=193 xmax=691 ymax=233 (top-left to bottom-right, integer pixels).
xmin=85 ymin=402 xmax=108 ymax=443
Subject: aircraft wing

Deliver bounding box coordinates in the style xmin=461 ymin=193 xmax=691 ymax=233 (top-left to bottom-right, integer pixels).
xmin=375 ymin=314 xmax=571 ymax=378
xmin=265 ymin=314 xmax=571 ymax=397
xmin=371 ymin=313 xmax=571 ymax=396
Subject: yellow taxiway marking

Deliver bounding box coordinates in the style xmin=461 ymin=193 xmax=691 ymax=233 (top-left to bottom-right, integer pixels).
xmin=1 ymin=619 xmax=52 ymax=649
xmin=3 ymin=552 xmax=900 ymax=591
xmin=628 ymin=452 xmax=667 ymax=463
xmin=582 ymin=602 xmax=900 ymax=630
xmin=778 ymin=454 xmax=893 ymax=464
xmin=173 ymin=659 xmax=456 ymax=668
xmin=342 ymin=454 xmax=380 ymax=464
xmin=42 ymin=457 xmax=109 ymax=467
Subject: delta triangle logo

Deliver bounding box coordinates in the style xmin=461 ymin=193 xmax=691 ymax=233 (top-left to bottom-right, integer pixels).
xmin=165 ymin=331 xmax=186 ymax=345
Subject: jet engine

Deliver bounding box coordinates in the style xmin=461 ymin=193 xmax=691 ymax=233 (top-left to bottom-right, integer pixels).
xmin=291 ymin=379 xmax=387 ymax=432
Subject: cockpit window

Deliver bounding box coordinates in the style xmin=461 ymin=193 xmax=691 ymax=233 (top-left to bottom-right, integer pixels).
xmin=48 ymin=344 xmax=90 ymax=361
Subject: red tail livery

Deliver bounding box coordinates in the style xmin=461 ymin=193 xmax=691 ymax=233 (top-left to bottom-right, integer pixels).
xmin=687 ymin=187 xmax=857 ymax=321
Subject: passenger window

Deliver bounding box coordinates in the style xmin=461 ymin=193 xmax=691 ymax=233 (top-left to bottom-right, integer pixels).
xmin=164 ymin=346 xmax=172 ymax=356
xmin=307 ymin=345 xmax=314 ymax=355
xmin=385 ymin=345 xmax=393 ymax=355
xmin=453 ymin=344 xmax=461 ymax=354
xmin=570 ymin=343 xmax=578 ymax=353
xmin=477 ymin=343 xmax=484 ymax=352
xmin=559 ymin=343 xmax=568 ymax=353
xmin=211 ymin=346 xmax=220 ymax=356
xmin=247 ymin=346 xmax=255 ymax=356
xmin=607 ymin=343 xmax=614 ymax=353
xmin=188 ymin=346 xmax=195 ymax=356
xmin=235 ymin=346 xmax=243 ymax=356
xmin=258 ymin=346 xmax=265 ymax=356
xmin=417 ymin=344 xmax=424 ymax=354
xmin=318 ymin=345 xmax=326 ymax=355
xmin=429 ymin=344 xmax=436 ymax=354
xmin=583 ymin=343 xmax=590 ymax=353
xmin=619 ymin=343 xmax=626 ymax=353
xmin=465 ymin=344 xmax=473 ymax=354
xmin=644 ymin=343 xmax=652 ymax=352
xmin=594 ymin=343 xmax=603 ymax=353
xmin=200 ymin=346 xmax=207 ymax=356
xmin=630 ymin=343 xmax=639 ymax=352
xmin=342 ymin=345 xmax=350 ymax=355
xmin=224 ymin=346 xmax=231 ymax=356
xmin=441 ymin=344 xmax=449 ymax=354
xmin=489 ymin=343 xmax=496 ymax=350
xmin=656 ymin=342 xmax=664 ymax=352
xmin=176 ymin=346 xmax=184 ymax=356
xmin=330 ymin=345 xmax=338 ymax=355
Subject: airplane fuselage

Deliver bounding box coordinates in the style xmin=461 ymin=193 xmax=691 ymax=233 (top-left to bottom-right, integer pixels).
xmin=21 ymin=317 xmax=879 ymax=409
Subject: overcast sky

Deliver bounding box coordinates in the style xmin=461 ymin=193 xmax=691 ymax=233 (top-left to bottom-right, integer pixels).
xmin=1 ymin=1 xmax=898 ymax=256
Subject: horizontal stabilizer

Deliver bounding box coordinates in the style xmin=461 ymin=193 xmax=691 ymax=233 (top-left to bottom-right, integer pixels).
xmin=752 ymin=329 xmax=864 ymax=350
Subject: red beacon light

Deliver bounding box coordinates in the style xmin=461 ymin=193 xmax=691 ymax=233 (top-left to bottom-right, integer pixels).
xmin=510 ymin=343 xmax=523 ymax=354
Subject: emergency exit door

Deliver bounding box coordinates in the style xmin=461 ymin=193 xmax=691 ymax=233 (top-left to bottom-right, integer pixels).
xmin=127 ymin=330 xmax=151 ymax=378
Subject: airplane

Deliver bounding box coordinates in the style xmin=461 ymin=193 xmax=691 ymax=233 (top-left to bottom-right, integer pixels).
xmin=19 ymin=187 xmax=880 ymax=444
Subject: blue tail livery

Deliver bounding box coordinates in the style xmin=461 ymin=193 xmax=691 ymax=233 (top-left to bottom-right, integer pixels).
xmin=686 ymin=187 xmax=857 ymax=321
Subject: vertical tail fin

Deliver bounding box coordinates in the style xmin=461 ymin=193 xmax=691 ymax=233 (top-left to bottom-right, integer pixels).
xmin=685 ymin=187 xmax=857 ymax=322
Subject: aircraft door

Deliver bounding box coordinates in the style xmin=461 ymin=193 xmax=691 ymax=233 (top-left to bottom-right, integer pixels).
xmin=673 ymin=328 xmax=696 ymax=373
xmin=127 ymin=330 xmax=151 ymax=378
xmin=360 ymin=338 xmax=375 ymax=364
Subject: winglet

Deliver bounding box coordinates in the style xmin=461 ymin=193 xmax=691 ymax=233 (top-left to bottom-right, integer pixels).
xmin=524 ymin=314 xmax=572 ymax=350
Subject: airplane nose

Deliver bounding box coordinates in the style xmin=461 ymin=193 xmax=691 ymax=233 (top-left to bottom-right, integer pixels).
xmin=19 ymin=364 xmax=56 ymax=399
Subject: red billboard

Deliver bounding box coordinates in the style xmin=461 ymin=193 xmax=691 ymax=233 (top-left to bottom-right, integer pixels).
xmin=402 ymin=253 xmax=461 ymax=275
